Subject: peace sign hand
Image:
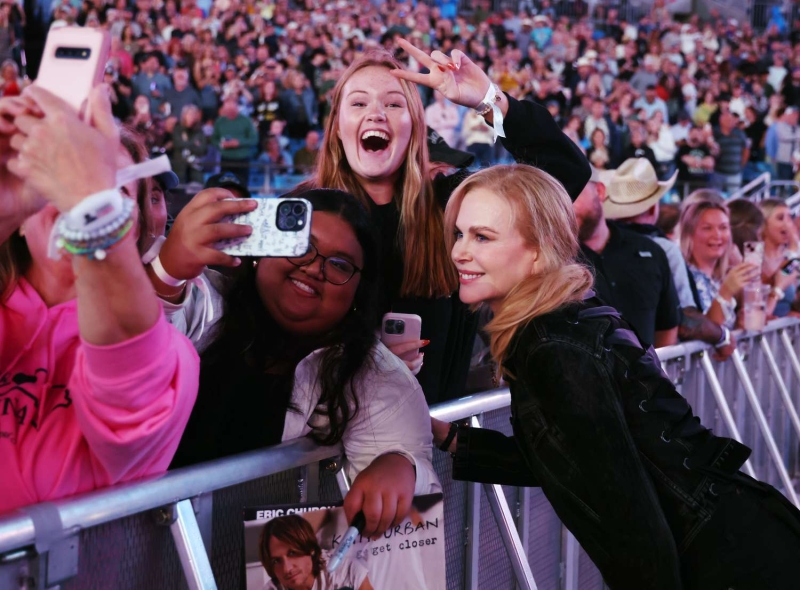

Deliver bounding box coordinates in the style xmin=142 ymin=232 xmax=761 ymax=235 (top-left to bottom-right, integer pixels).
xmin=390 ymin=39 xmax=493 ymax=111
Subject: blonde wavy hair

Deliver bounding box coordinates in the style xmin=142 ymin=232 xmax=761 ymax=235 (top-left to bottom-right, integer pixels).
xmin=297 ymin=50 xmax=457 ymax=298
xmin=679 ymin=200 xmax=731 ymax=282
xmin=444 ymin=164 xmax=594 ymax=371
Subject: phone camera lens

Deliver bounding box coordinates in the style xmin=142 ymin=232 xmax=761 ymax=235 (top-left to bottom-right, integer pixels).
xmin=279 ymin=203 xmax=292 ymax=216
xmin=292 ymin=203 xmax=306 ymax=216
xmin=283 ymin=215 xmax=297 ymax=229
xmin=395 ymin=320 xmax=405 ymax=334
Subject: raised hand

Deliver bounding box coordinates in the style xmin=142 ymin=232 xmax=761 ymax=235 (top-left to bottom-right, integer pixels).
xmin=157 ymin=188 xmax=257 ymax=280
xmin=8 ymin=85 xmax=117 ymax=212
xmin=0 ymin=96 xmax=46 ymax=229
xmin=390 ymin=39 xmax=496 ymax=111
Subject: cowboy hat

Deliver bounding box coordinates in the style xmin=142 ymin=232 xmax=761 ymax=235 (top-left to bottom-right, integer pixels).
xmin=599 ymin=158 xmax=677 ymax=220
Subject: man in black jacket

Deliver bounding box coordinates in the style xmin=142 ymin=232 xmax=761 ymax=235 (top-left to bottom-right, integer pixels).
xmin=574 ymin=163 xmax=679 ymax=348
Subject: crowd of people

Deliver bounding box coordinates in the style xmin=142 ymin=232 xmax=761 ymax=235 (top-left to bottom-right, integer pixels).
xmin=4 ymin=1 xmax=800 ymax=588
xmin=0 ymin=0 xmax=796 ymax=196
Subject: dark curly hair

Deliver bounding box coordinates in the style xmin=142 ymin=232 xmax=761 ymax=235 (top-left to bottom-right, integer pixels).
xmin=201 ymin=189 xmax=380 ymax=445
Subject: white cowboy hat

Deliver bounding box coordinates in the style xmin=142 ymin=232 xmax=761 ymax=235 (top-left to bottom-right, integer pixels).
xmin=576 ymin=57 xmax=595 ymax=69
xmin=598 ymin=158 xmax=677 ymax=220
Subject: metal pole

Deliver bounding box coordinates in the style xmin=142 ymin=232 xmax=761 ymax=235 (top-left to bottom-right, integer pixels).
xmin=562 ymin=528 xmax=580 ymax=590
xmin=465 ymin=476 xmax=481 ymax=589
xmin=335 ymin=467 xmax=351 ymax=496
xmin=699 ymin=353 xmax=756 ymax=478
xmin=779 ymin=330 xmax=800 ymax=384
xmin=516 ymin=487 xmax=530 ymax=590
xmin=171 ymin=500 xmax=217 ymax=590
xmin=760 ymin=338 xmax=800 ymax=441
xmin=471 ymin=417 xmax=537 ymax=590
xmin=731 ymin=350 xmax=800 ymax=507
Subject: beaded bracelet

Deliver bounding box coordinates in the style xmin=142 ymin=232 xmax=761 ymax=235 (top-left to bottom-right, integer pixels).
xmin=56 ymin=197 xmax=136 ymax=261
xmin=59 ymin=217 xmax=134 ymax=260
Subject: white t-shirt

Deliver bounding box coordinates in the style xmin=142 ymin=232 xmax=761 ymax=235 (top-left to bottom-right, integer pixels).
xmin=263 ymin=550 xmax=369 ymax=590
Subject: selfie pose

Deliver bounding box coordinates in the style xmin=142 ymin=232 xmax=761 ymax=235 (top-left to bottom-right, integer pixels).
xmin=0 ymin=87 xmax=198 ymax=513
xmin=433 ymin=164 xmax=800 ymax=590
xmin=159 ymin=189 xmax=436 ymax=536
xmin=297 ymin=40 xmax=589 ymax=402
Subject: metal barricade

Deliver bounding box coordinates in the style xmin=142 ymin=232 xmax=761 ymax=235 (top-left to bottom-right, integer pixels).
xmin=729 ymin=171 xmax=772 ymax=202
xmin=2 ymin=319 xmax=800 ymax=590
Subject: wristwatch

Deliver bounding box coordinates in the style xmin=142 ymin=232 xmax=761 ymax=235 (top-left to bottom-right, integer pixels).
xmin=715 ymin=326 xmax=731 ymax=349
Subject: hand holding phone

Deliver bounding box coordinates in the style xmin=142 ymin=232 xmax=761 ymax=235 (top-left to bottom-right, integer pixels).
xmin=380 ymin=313 xmax=424 ymax=374
xmin=35 ymin=27 xmax=110 ymax=119
xmin=156 ymin=189 xmax=259 ymax=281
xmin=216 ymin=197 xmax=312 ymax=258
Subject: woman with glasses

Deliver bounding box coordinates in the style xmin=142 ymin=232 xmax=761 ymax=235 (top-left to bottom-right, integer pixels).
xmin=158 ymin=188 xmax=437 ymax=538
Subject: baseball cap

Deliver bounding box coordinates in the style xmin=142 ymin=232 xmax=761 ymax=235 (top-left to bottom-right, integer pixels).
xmin=154 ymin=169 xmax=180 ymax=191
xmin=204 ymin=172 xmax=251 ymax=198
xmin=427 ymin=127 xmax=474 ymax=169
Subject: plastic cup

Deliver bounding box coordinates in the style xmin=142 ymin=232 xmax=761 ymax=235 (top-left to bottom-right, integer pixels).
xmin=743 ymin=283 xmax=767 ymax=331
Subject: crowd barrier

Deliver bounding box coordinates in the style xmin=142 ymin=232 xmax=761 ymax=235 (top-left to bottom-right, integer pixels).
xmin=1 ymin=317 xmax=800 ymax=590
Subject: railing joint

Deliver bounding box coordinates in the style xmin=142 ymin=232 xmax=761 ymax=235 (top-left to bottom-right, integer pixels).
xmin=152 ymin=503 xmax=178 ymax=527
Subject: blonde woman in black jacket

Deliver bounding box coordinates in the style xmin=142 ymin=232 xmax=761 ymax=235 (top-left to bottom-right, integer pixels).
xmin=433 ymin=164 xmax=800 ymax=590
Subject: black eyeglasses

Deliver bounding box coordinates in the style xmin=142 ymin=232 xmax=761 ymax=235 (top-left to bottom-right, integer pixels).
xmin=287 ymin=243 xmax=361 ymax=285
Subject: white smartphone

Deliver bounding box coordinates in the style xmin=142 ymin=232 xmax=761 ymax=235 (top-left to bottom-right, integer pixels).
xmin=743 ymin=241 xmax=764 ymax=269
xmin=380 ymin=313 xmax=422 ymax=362
xmin=217 ymin=197 xmax=312 ymax=257
xmin=36 ymin=27 xmax=111 ymax=118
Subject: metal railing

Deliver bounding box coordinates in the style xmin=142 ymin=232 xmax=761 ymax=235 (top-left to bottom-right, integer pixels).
xmin=2 ymin=318 xmax=800 ymax=590
xmin=729 ymin=171 xmax=772 ymax=202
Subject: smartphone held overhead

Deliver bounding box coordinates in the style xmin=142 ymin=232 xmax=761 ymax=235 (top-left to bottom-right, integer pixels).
xmin=216 ymin=197 xmax=312 ymax=258
xmin=36 ymin=27 xmax=111 ymax=117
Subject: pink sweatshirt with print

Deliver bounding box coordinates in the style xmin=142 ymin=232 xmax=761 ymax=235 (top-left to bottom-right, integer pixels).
xmin=0 ymin=279 xmax=199 ymax=514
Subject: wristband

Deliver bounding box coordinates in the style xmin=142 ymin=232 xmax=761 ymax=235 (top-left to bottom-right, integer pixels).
xmin=438 ymin=422 xmax=458 ymax=452
xmin=714 ymin=326 xmax=731 ymax=349
xmin=63 ymin=188 xmax=125 ymax=233
xmin=151 ymin=253 xmax=187 ymax=287
xmin=714 ymin=294 xmax=736 ymax=311
xmin=771 ymin=286 xmax=786 ymax=301
xmin=474 ymin=83 xmax=506 ymax=142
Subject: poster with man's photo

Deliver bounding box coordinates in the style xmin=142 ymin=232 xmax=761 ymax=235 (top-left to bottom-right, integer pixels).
xmin=243 ymin=493 xmax=445 ymax=590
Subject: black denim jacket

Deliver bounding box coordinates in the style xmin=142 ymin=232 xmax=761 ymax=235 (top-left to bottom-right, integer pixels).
xmin=452 ymin=297 xmax=751 ymax=590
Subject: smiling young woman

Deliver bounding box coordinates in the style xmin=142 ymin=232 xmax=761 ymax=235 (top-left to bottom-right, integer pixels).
xmin=298 ymin=41 xmax=590 ymax=403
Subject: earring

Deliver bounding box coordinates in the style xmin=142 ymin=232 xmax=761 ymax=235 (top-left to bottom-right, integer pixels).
xmin=352 ymin=305 xmax=357 ymax=312
xmin=252 ymin=260 xmax=258 ymax=268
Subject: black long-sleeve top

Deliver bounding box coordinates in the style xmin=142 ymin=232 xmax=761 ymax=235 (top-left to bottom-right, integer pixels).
xmin=375 ymin=95 xmax=591 ymax=404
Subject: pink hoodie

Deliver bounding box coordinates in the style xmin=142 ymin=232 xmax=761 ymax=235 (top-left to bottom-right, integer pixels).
xmin=0 ymin=279 xmax=199 ymax=514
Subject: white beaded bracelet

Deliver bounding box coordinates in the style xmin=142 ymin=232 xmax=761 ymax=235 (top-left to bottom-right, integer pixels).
xmin=151 ymin=253 xmax=186 ymax=287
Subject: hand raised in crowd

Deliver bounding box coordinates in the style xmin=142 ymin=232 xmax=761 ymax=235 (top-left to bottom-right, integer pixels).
xmin=157 ymin=188 xmax=258 ymax=280
xmin=0 ymin=95 xmax=45 ymax=226
xmin=343 ymin=453 xmax=416 ymax=538
xmin=8 ymin=85 xmax=117 ymax=212
xmin=718 ymin=262 xmax=761 ymax=301
xmin=391 ymin=38 xmax=502 ymax=113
